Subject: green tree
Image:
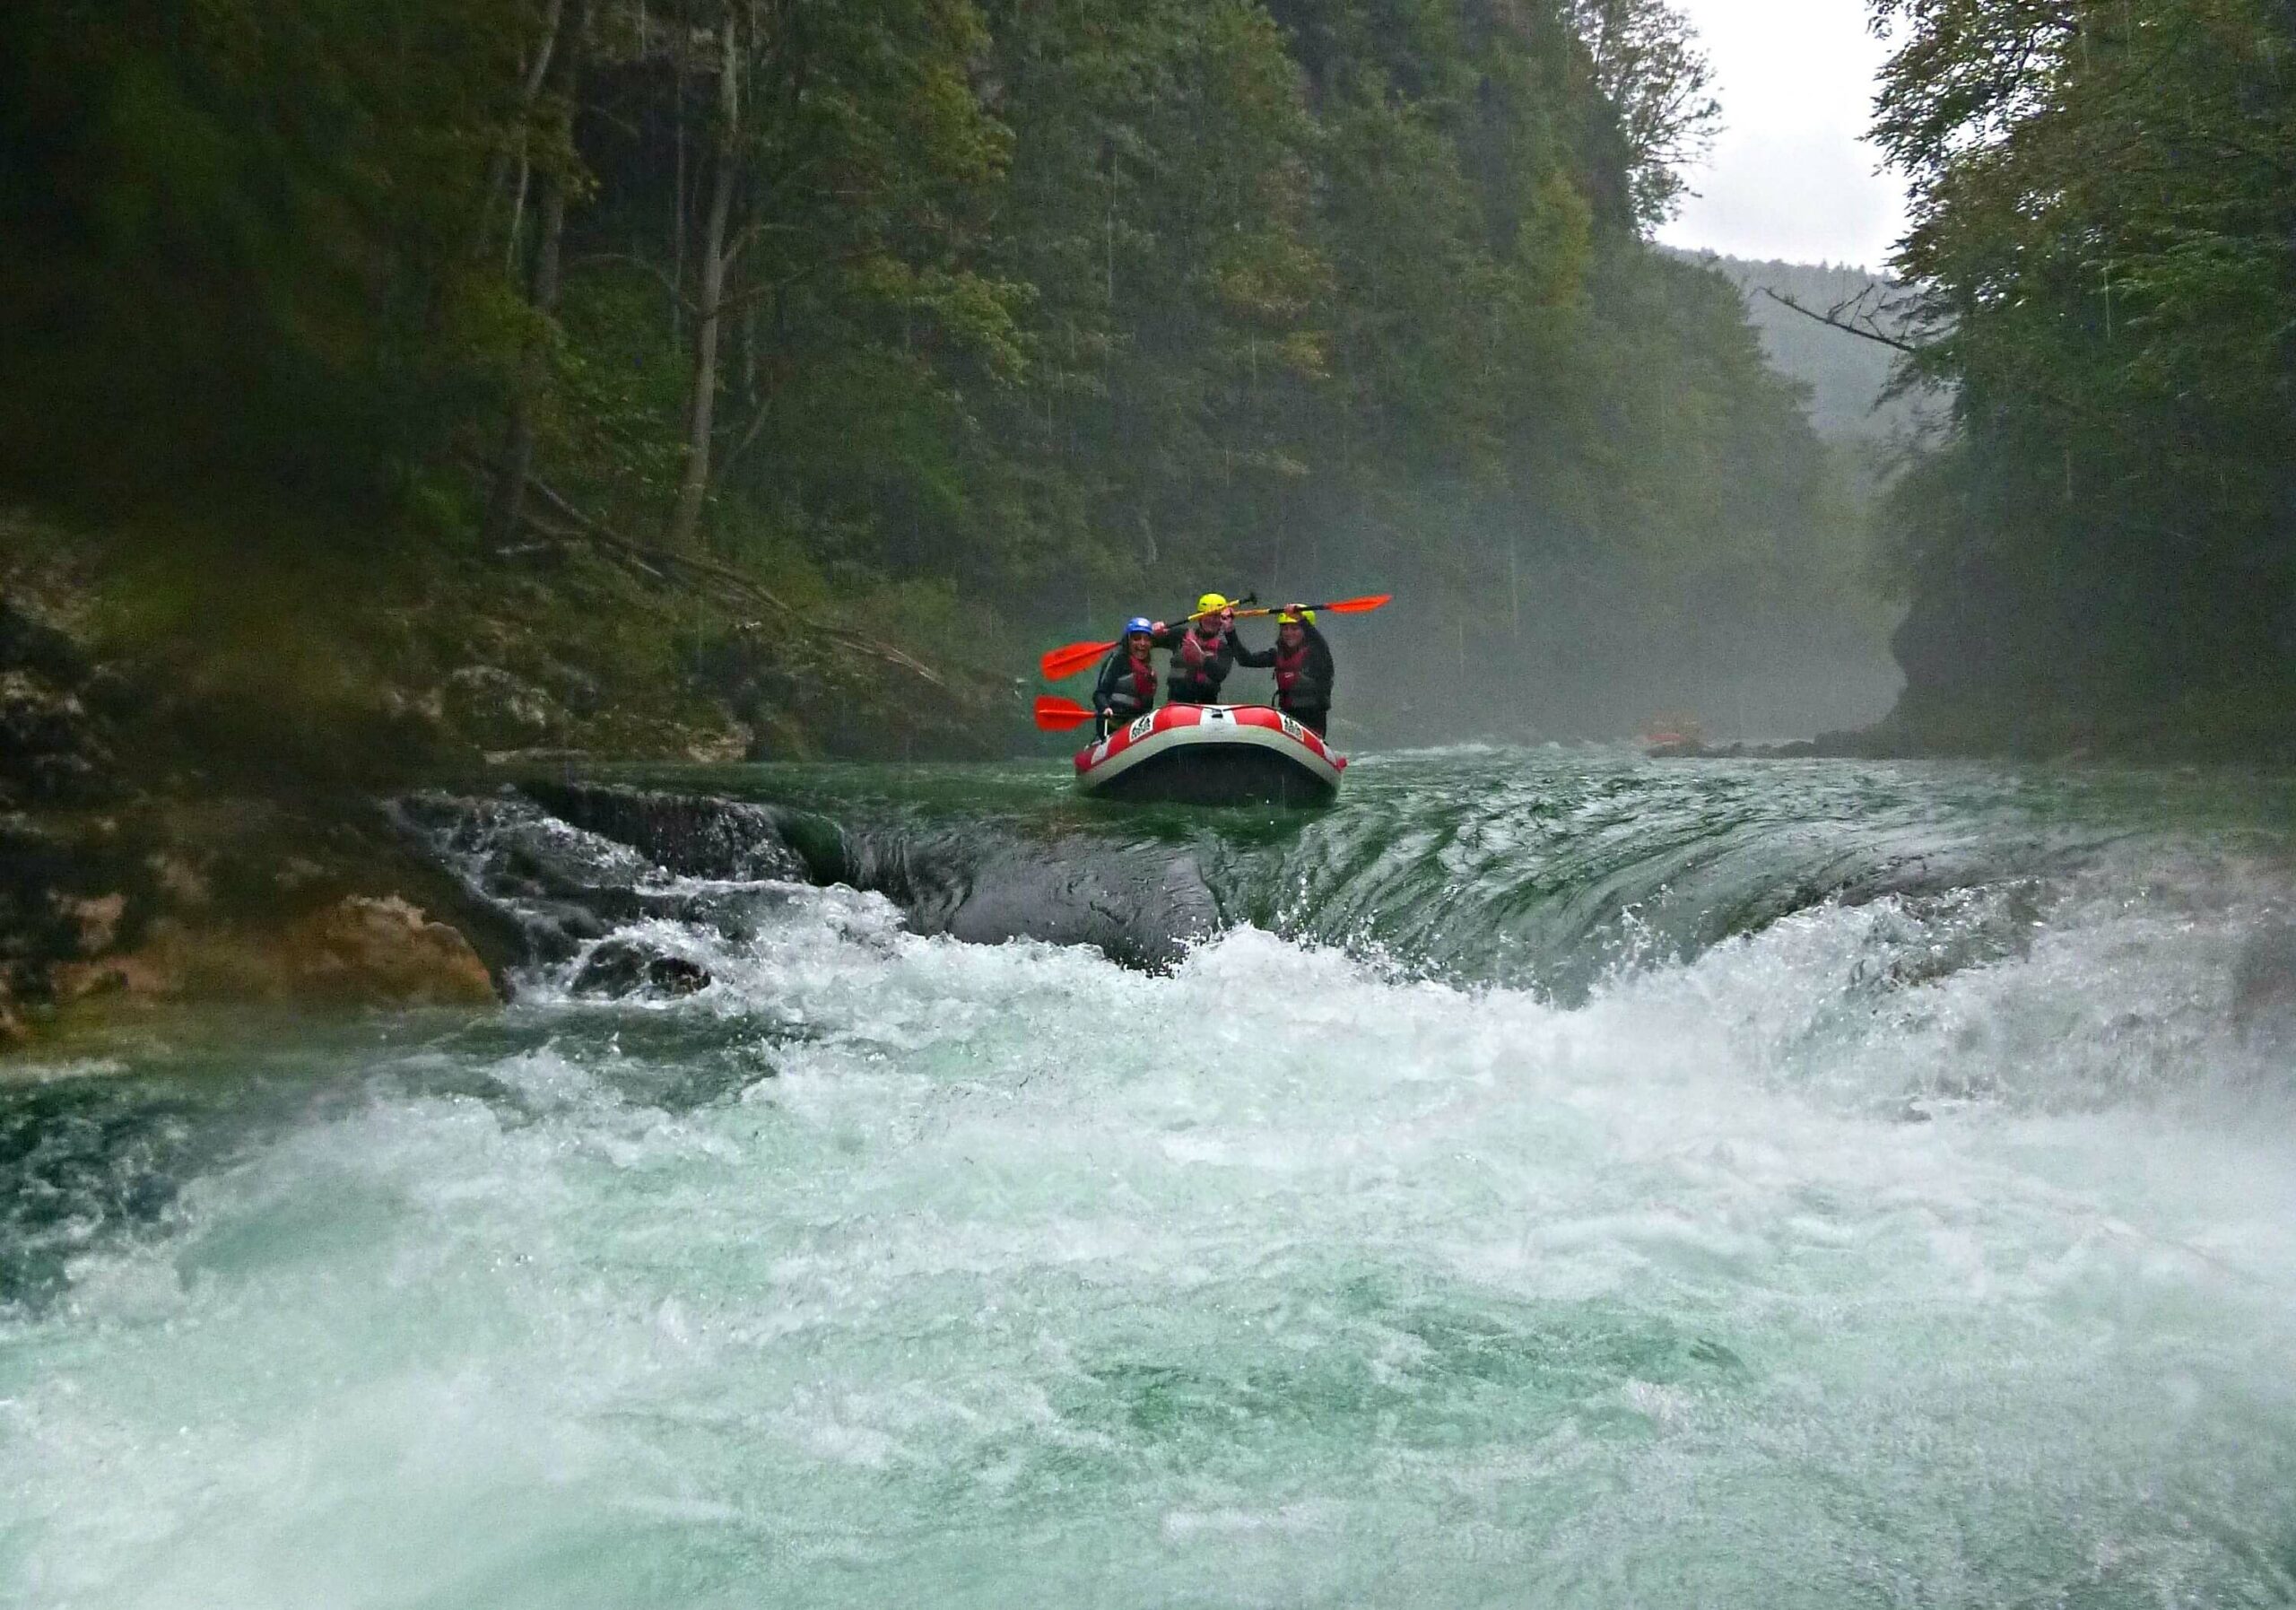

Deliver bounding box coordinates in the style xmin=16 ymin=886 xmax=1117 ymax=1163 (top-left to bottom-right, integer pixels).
xmin=1869 ymin=0 xmax=2296 ymax=742
xmin=0 ymin=0 xmax=531 ymax=500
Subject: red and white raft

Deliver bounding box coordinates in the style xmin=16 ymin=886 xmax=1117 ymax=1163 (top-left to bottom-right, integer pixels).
xmin=1074 ymin=704 xmax=1345 ymax=805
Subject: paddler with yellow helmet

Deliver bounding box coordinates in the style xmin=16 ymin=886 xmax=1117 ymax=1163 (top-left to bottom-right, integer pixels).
xmin=1150 ymin=592 xmax=1246 ymax=706
xmin=1230 ymin=603 xmax=1335 ymax=735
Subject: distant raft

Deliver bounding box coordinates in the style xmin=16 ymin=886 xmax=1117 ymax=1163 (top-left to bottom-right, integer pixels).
xmin=1074 ymin=703 xmax=1344 ymax=806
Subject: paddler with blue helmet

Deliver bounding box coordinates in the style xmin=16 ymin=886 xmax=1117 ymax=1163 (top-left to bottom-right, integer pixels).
xmin=1151 ymin=593 xmax=1246 ymax=706
xmin=1231 ymin=603 xmax=1335 ymax=735
xmin=1090 ymin=615 xmax=1161 ymax=739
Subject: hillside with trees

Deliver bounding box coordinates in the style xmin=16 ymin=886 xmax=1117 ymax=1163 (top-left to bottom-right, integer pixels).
xmin=2 ymin=0 xmax=1897 ymax=758
xmin=1670 ymin=253 xmax=1933 ymax=444
xmin=1861 ymin=0 xmax=2296 ymax=756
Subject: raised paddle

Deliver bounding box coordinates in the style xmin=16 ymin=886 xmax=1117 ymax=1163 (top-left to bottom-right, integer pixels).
xmin=1032 ymin=695 xmax=1098 ymax=731
xmin=1038 ymin=639 xmax=1130 ymax=683
xmin=1231 ymin=593 xmax=1392 ymax=622
xmin=1035 ymin=592 xmax=1257 ymax=682
xmin=1036 ymin=593 xmax=1392 ymax=681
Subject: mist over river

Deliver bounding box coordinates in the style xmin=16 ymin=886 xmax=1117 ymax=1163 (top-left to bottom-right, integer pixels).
xmin=7 ymin=749 xmax=2296 ymax=1607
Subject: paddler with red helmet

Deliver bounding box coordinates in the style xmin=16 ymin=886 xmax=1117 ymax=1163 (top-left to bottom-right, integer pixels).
xmin=1231 ymin=603 xmax=1335 ymax=735
xmin=1151 ymin=593 xmax=1247 ymax=706
xmin=1089 ymin=616 xmax=1161 ymax=739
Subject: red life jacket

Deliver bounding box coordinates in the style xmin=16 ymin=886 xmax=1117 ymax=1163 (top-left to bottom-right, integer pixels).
xmin=1274 ymin=640 xmax=1309 ymax=695
xmin=1168 ymin=623 xmax=1233 ymax=701
xmin=1127 ymin=652 xmax=1155 ymax=705
xmin=1179 ymin=625 xmax=1224 ymax=674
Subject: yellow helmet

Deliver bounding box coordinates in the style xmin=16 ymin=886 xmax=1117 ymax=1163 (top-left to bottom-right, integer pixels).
xmin=1196 ymin=592 xmax=1231 ymax=614
xmin=1278 ymin=608 xmax=1315 ymax=624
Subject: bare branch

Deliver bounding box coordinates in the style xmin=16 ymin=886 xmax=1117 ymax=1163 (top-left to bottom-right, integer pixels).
xmin=474 ymin=460 xmax=954 ymax=692
xmin=1761 ymin=287 xmax=1928 ymax=356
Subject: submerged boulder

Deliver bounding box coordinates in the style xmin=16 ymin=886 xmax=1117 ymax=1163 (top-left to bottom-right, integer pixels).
xmin=2232 ymin=920 xmax=2296 ymax=1049
xmin=570 ymin=938 xmax=712 ymax=999
xmin=0 ymin=665 xmax=119 ymax=807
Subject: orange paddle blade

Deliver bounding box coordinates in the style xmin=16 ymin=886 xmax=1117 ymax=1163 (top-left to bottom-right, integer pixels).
xmin=1033 ymin=695 xmax=1096 ymax=731
xmin=1039 ymin=639 xmax=1117 ymax=681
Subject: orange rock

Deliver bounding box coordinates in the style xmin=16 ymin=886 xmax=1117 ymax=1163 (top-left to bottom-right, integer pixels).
xmin=283 ymin=895 xmax=498 ymax=1005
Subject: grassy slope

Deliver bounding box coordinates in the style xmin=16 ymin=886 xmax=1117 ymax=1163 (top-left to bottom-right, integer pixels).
xmin=2 ymin=500 xmax=1018 ymax=787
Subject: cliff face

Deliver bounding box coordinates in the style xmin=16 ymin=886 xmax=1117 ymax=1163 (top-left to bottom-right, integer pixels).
xmin=0 ymin=573 xmax=509 ymax=1043
xmin=0 ymin=529 xmax=559 ymax=1044
xmin=1871 ymin=519 xmax=2296 ymax=762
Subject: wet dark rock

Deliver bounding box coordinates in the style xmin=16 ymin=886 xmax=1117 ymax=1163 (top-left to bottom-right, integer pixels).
xmin=23 ymin=749 xmax=109 ymax=805
xmin=387 ymin=791 xmax=635 ymax=966
xmin=520 ymin=781 xmax=806 ymax=883
xmin=0 ymin=811 xmax=144 ymax=1026
xmin=0 ymin=672 xmax=87 ymax=752
xmin=0 ymin=674 xmax=119 ymax=806
xmin=571 ymin=939 xmax=712 ymax=999
xmin=934 ymin=837 xmax=1218 ymax=970
xmin=2231 ymin=921 xmax=2296 ymax=1046
xmin=76 ymin=664 xmax=145 ymax=722
xmin=0 ymin=587 xmax=129 ymax=814
xmin=0 ymin=593 xmax=88 ymax=682
xmin=399 ymin=784 xmax=1220 ymax=978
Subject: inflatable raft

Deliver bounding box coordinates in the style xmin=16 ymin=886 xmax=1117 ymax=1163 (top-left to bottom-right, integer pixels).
xmin=1074 ymin=704 xmax=1344 ymax=805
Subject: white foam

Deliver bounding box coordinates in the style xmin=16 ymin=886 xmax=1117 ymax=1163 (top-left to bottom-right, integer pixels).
xmin=9 ymin=865 xmax=2296 ymax=1606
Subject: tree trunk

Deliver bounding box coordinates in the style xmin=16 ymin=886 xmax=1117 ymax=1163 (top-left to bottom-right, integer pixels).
xmin=671 ymin=0 xmax=689 ymax=344
xmin=667 ymin=4 xmax=743 ymax=553
xmin=487 ymin=0 xmax=593 ymax=546
xmin=475 ymin=0 xmax=564 ymax=265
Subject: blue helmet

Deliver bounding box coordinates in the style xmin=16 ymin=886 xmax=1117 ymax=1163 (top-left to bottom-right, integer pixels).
xmin=1125 ymin=615 xmax=1153 ymax=636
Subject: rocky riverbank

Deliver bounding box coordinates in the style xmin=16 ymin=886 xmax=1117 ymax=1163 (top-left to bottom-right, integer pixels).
xmin=0 ymin=504 xmax=1000 ymax=1048
xmin=0 ymin=783 xmax=511 ymax=1050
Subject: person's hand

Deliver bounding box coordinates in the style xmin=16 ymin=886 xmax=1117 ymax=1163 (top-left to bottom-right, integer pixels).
xmin=1151 ymin=621 xmax=1166 ymax=634
xmin=1285 ymin=603 xmax=1306 ymax=617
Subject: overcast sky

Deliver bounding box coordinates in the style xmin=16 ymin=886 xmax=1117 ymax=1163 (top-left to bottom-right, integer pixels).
xmin=1654 ymin=0 xmax=1909 ymax=269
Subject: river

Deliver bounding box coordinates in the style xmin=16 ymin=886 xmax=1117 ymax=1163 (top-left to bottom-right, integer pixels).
xmin=6 ymin=749 xmax=2296 ymax=1606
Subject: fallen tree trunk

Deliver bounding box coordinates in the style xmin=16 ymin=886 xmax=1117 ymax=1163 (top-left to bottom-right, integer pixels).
xmin=479 ymin=460 xmax=953 ymax=692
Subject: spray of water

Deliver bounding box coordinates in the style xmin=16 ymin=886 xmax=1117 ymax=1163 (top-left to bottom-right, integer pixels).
xmin=6 ymin=753 xmax=2296 ymax=1607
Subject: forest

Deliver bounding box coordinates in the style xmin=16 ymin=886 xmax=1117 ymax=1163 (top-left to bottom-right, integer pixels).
xmin=0 ymin=0 xmax=1894 ymax=757
xmin=1866 ymin=0 xmax=2296 ymax=754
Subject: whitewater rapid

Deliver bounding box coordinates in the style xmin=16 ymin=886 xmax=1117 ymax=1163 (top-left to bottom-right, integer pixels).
xmin=5 ymin=753 xmax=2296 ymax=1606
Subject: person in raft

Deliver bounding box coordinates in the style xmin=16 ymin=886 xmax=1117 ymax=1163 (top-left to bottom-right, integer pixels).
xmin=1152 ymin=593 xmax=1245 ymax=706
xmin=1231 ymin=603 xmax=1335 ymax=735
xmin=1091 ymin=616 xmax=1161 ymax=739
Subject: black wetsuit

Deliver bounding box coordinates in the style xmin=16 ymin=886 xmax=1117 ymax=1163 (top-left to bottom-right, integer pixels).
xmin=1231 ymin=620 xmax=1334 ymax=735
xmin=1091 ymin=644 xmax=1159 ymax=738
xmin=1154 ymin=622 xmax=1240 ymax=705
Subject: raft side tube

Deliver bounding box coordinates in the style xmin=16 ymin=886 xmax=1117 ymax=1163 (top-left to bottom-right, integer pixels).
xmin=1074 ymin=704 xmax=1344 ymax=806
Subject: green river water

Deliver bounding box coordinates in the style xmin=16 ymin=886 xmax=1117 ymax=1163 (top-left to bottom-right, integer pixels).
xmin=5 ymin=748 xmax=2296 ymax=1606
